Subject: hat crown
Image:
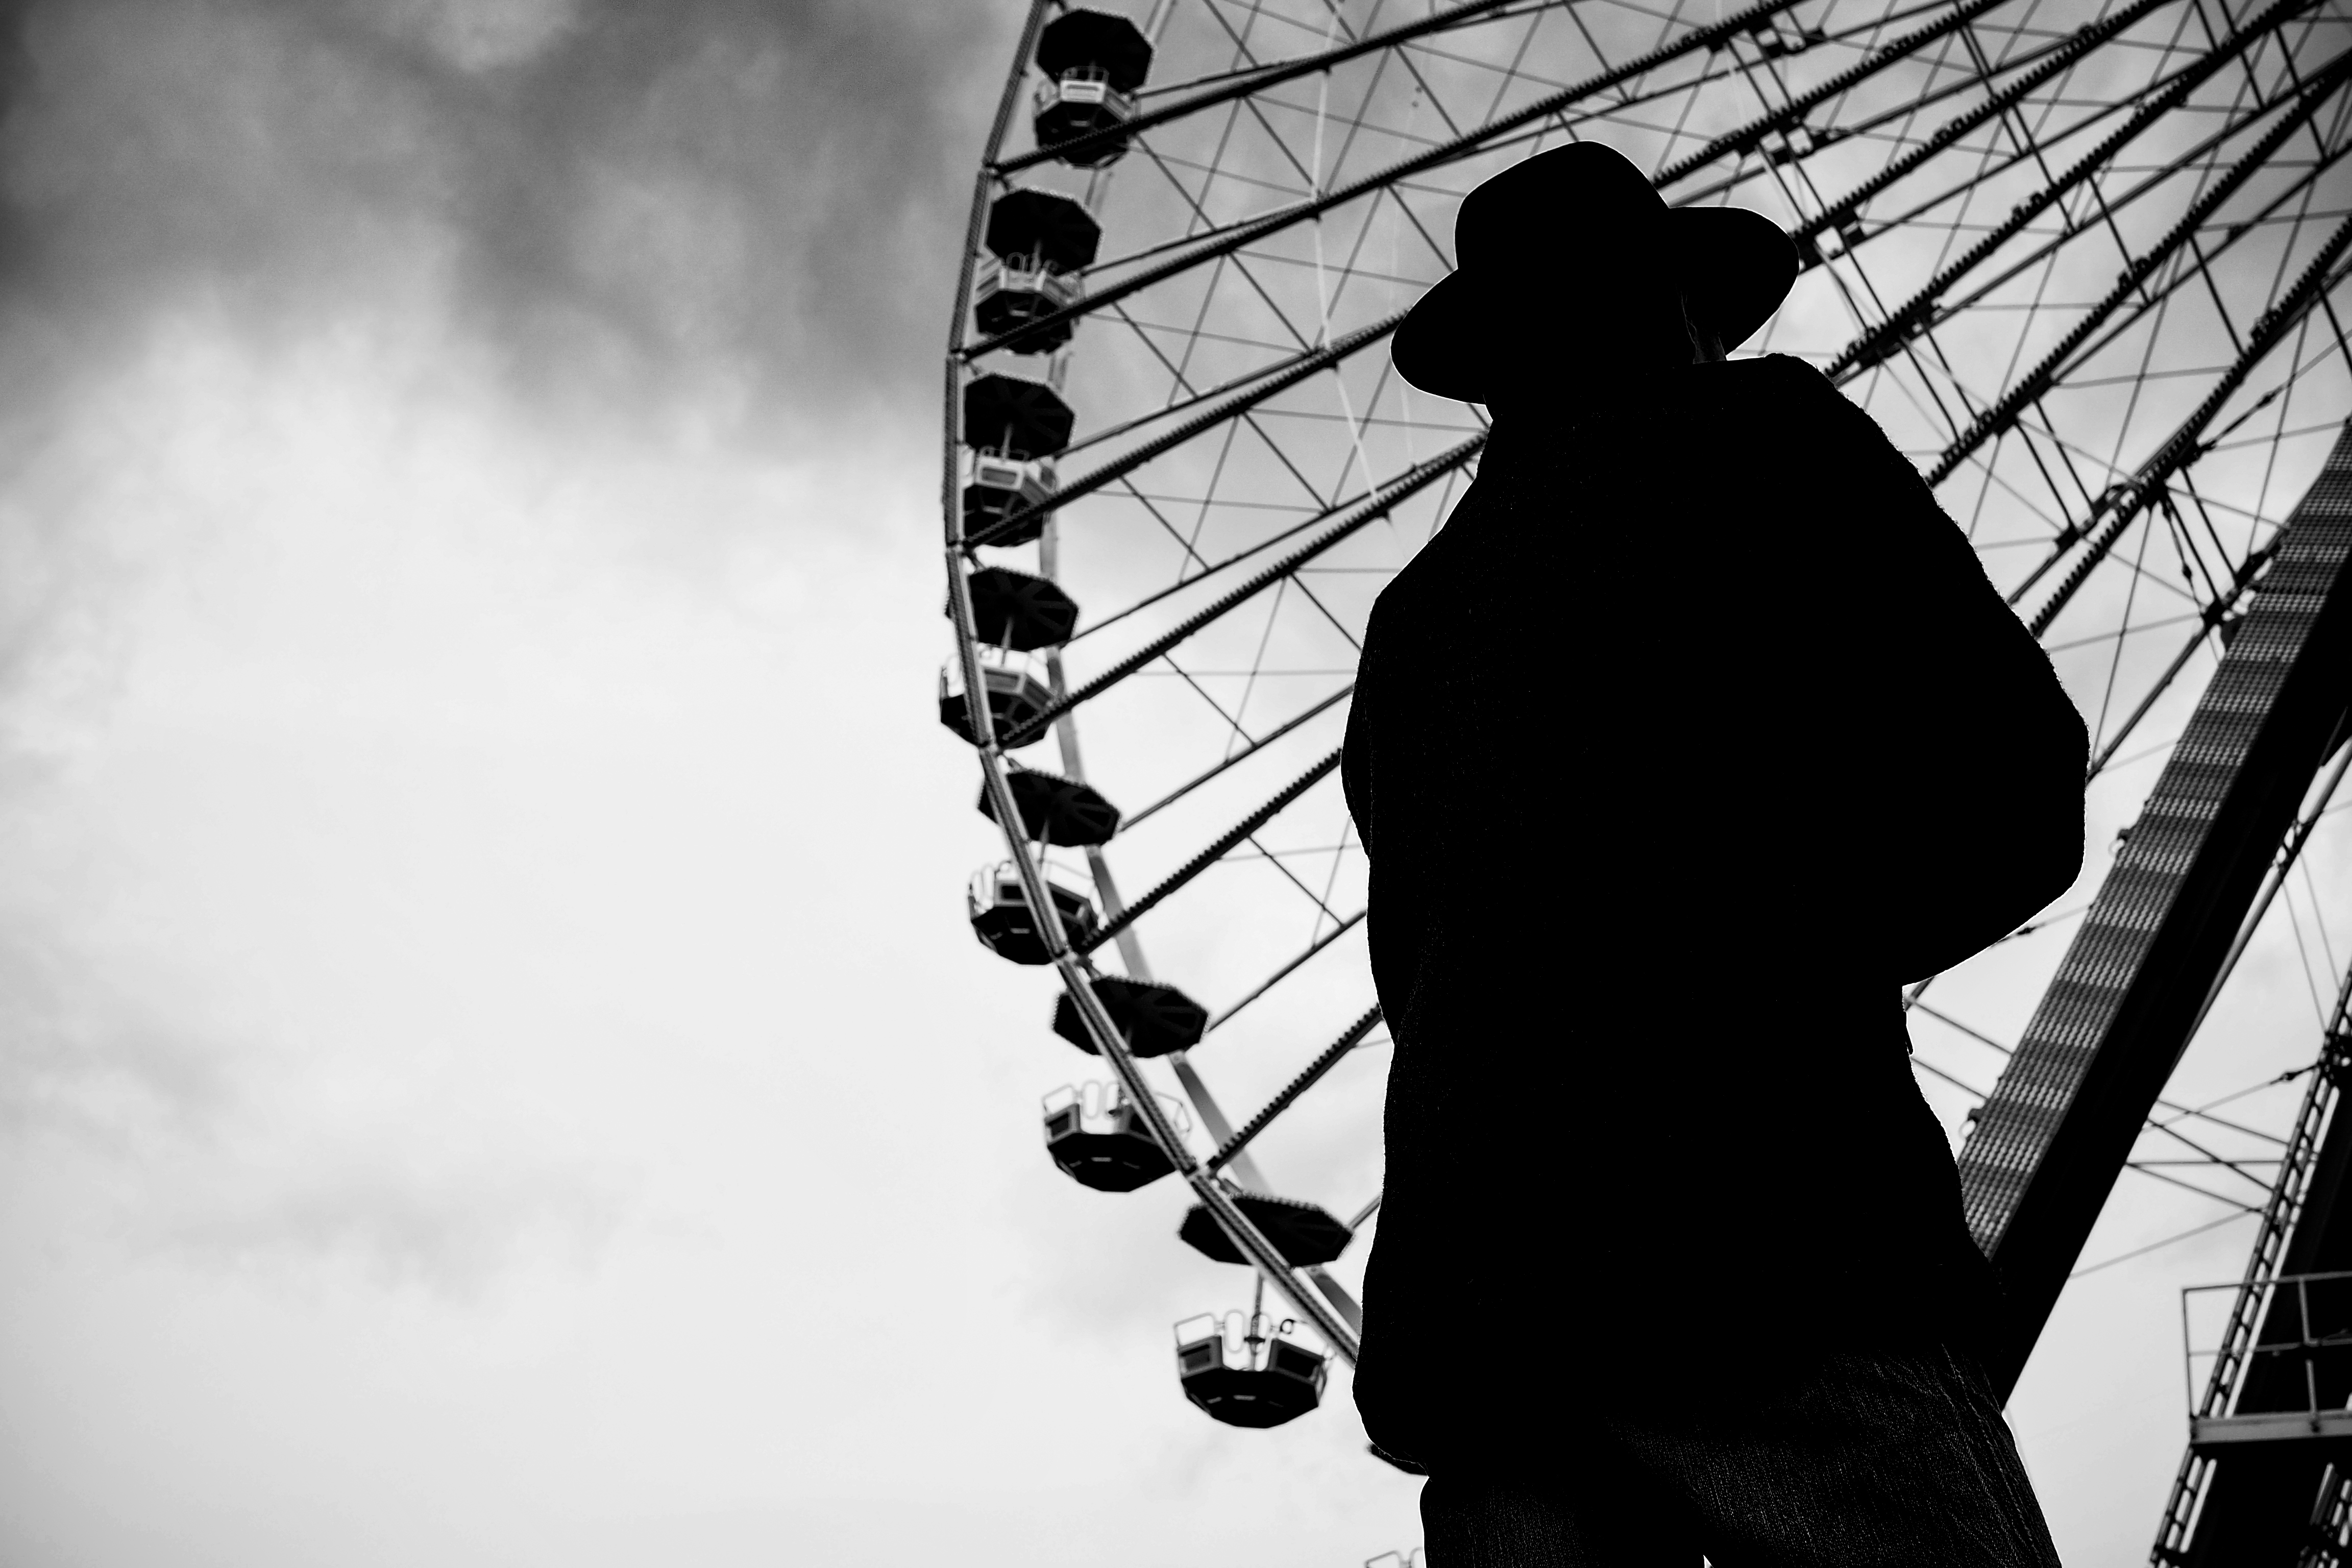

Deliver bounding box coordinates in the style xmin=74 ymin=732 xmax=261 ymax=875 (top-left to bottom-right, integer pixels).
xmin=1453 ymin=142 xmax=1669 ymax=273
xmin=1392 ymin=140 xmax=1798 ymax=400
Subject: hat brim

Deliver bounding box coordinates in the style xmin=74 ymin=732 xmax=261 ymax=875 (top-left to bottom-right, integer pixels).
xmin=1390 ymin=206 xmax=1798 ymax=403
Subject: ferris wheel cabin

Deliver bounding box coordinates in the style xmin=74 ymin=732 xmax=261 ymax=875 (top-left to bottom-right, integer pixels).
xmin=961 ymin=453 xmax=1057 ymax=548
xmin=1179 ymin=1191 xmax=1354 ymax=1269
xmin=975 ymin=189 xmax=1100 ymax=354
xmin=967 ymin=861 xmax=1099 ymax=964
xmin=1032 ymin=9 xmax=1153 ymax=166
xmin=960 ymin=374 xmax=1072 ymax=550
xmin=977 ymin=764 xmax=1122 ymax=847
xmin=962 ymin=372 xmax=1073 ymax=463
xmin=1173 ymin=1311 xmax=1329 ymax=1429
xmin=1042 ymin=1080 xmax=1190 ymax=1191
xmin=1050 ymin=974 xmax=1207 ymax=1058
xmin=941 ymin=568 xmax=1076 ymax=749
xmin=959 ymin=566 xmax=1078 ymax=652
xmin=938 ymin=649 xmax=1055 ymax=750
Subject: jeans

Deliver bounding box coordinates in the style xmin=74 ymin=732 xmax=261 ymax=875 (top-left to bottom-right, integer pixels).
xmin=1419 ymin=1342 xmax=2061 ymax=1567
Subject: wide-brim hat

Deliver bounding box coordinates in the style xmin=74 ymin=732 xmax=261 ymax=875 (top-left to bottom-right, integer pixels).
xmin=1392 ymin=142 xmax=1798 ymax=402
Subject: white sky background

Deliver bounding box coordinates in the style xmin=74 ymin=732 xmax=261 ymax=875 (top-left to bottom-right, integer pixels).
xmin=0 ymin=1 xmax=2347 ymax=1564
xmin=0 ymin=0 xmax=1414 ymax=1561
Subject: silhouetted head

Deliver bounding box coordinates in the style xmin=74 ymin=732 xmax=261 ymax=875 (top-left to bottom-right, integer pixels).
xmin=1391 ymin=143 xmax=1797 ymax=410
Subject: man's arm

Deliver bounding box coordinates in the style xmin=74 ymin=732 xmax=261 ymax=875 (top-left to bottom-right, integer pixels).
xmin=1781 ymin=360 xmax=2088 ymax=980
xmin=1342 ymin=643 xmax=1376 ymax=860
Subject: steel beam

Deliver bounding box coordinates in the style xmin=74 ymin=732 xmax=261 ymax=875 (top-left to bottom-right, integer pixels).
xmin=1959 ymin=420 xmax=2352 ymax=1398
xmin=2160 ymin=1049 xmax=2352 ymax=1565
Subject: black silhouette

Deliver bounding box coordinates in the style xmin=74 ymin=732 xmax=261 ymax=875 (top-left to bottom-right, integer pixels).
xmin=1344 ymin=143 xmax=2086 ymax=1563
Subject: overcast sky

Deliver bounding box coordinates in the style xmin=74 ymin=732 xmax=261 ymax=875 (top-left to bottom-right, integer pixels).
xmin=0 ymin=2 xmax=1430 ymax=1562
xmin=0 ymin=3 xmax=2344 ymax=1565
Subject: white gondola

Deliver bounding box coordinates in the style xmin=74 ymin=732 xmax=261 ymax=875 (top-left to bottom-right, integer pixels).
xmin=965 ymin=860 xmax=1098 ymax=965
xmin=1030 ymin=9 xmax=1152 ymax=165
xmin=973 ymin=255 xmax=1086 ymax=352
xmin=938 ymin=648 xmax=1055 ymax=749
xmin=961 ymin=452 xmax=1056 ymax=548
xmin=1041 ymin=1080 xmax=1190 ymax=1192
xmin=1032 ymin=69 xmax=1139 ymax=163
xmin=1172 ymin=1309 xmax=1329 ymax=1428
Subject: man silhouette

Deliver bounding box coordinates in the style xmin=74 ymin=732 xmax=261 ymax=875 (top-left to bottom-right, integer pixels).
xmin=1342 ymin=143 xmax=2085 ymax=1565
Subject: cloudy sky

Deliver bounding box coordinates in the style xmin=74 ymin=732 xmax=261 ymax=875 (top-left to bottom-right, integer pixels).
xmin=0 ymin=2 xmax=2341 ymax=1565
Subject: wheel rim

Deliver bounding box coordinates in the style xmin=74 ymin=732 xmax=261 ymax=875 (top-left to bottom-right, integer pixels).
xmin=943 ymin=0 xmax=2352 ymax=1444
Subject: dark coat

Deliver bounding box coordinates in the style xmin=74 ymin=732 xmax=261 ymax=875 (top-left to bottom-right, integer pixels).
xmin=1340 ymin=354 xmax=2086 ymax=1472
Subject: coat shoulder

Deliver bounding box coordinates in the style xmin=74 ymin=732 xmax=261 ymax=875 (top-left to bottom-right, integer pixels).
xmin=1714 ymin=354 xmax=1921 ymax=472
xmin=1728 ymin=352 xmax=1829 ymax=384
xmin=1714 ymin=354 xmax=1862 ymax=421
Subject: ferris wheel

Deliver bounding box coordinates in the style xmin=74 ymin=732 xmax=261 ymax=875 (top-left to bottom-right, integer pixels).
xmin=940 ymin=0 xmax=2352 ymax=1554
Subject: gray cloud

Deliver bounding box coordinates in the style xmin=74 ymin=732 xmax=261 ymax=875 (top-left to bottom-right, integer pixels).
xmin=0 ymin=0 xmax=1031 ymax=1296
xmin=146 ymin=1152 xmax=630 ymax=1293
xmin=0 ymin=900 xmax=627 ymax=1294
xmin=0 ymin=0 xmax=1017 ymax=445
xmin=0 ymin=924 xmax=236 ymax=1146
